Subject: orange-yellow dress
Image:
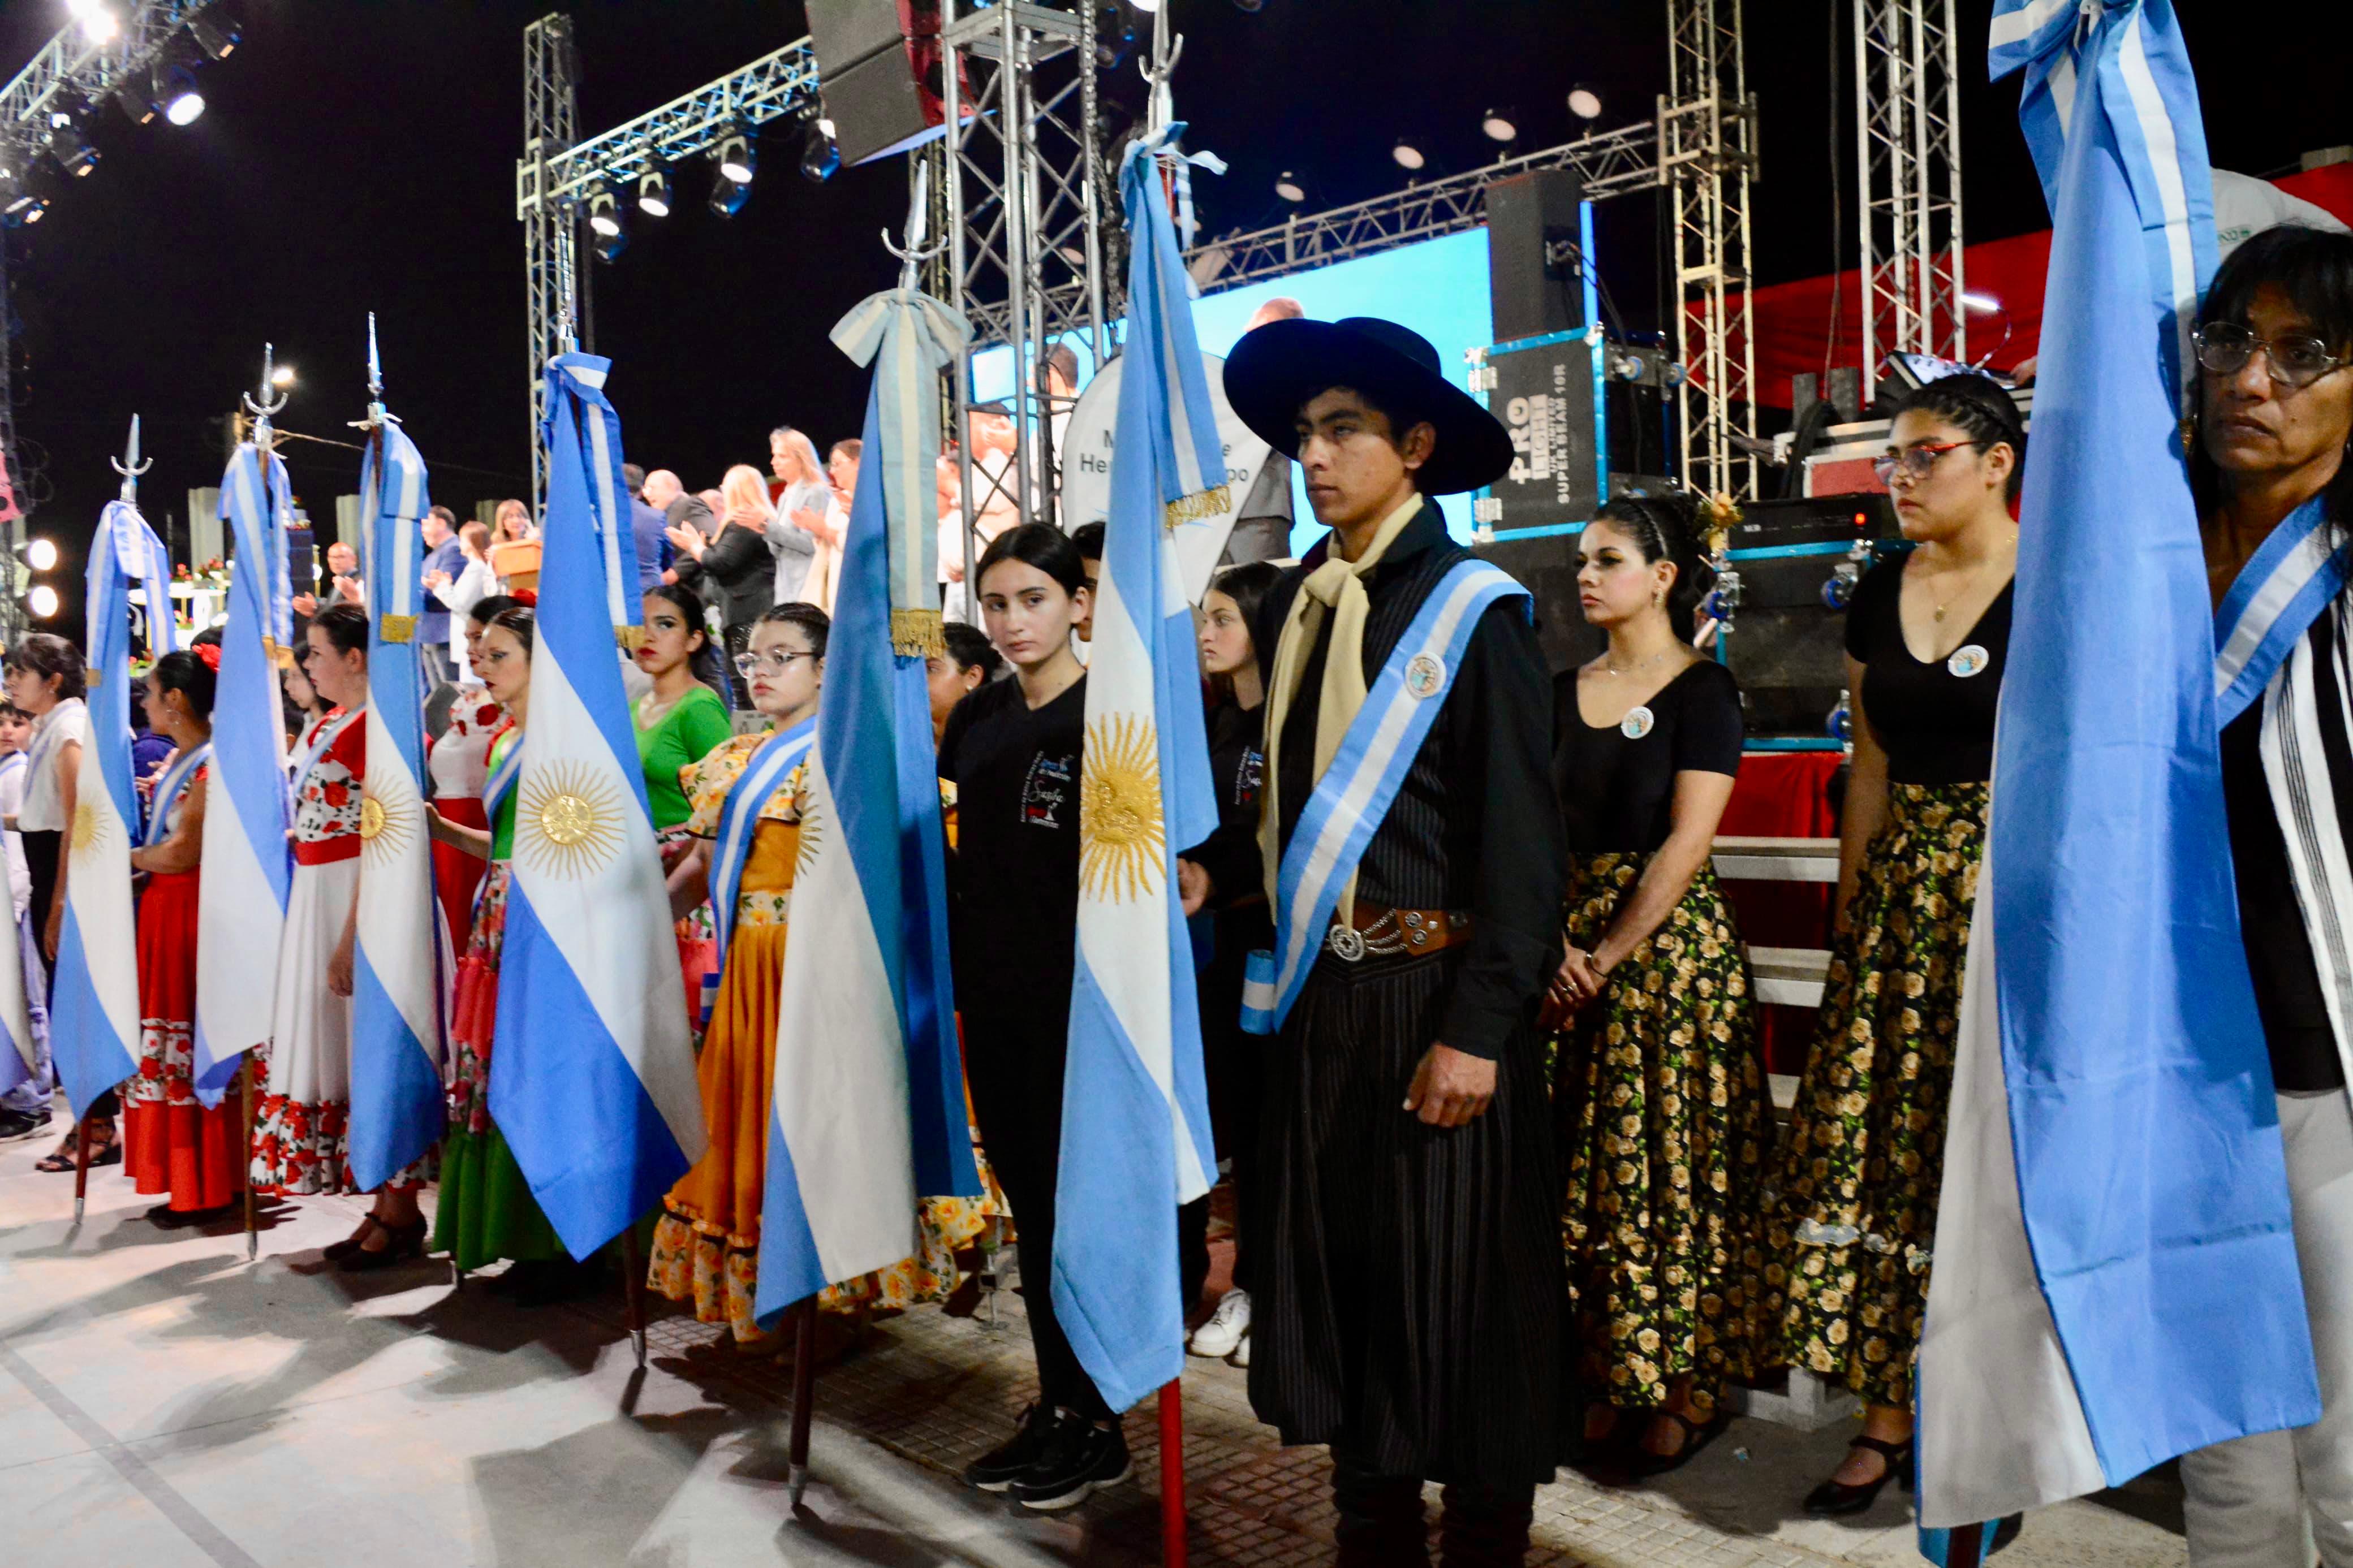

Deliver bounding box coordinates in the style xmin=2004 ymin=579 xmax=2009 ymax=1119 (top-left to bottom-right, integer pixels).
xmin=646 ymin=732 xmax=999 ymax=1343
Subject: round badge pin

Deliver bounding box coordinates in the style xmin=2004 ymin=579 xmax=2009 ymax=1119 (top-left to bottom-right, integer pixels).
xmin=1620 ymin=705 xmax=1655 ymax=740
xmin=1404 ymin=652 xmax=1445 ymax=700
xmin=1946 ymin=644 xmax=1989 ymax=679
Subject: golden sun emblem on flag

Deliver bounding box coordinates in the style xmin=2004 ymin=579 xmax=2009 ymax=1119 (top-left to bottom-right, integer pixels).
xmin=517 ymin=761 xmax=627 ymax=879
xmin=358 ymin=780 xmax=416 ymax=867
xmin=1079 ymin=714 xmax=1164 ymax=903
xmin=794 ymin=783 xmax=826 ymax=880
xmin=70 ymin=799 xmax=106 ymax=854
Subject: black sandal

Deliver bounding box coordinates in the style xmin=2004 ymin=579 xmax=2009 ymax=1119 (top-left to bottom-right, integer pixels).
xmin=34 ymin=1124 xmax=119 ymax=1173
xmin=1804 ymin=1435 xmax=1914 ymax=1515
xmin=1622 ymin=1409 xmax=1730 ymax=1478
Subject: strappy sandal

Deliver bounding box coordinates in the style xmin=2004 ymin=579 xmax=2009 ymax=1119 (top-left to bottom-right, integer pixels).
xmin=1623 ymin=1408 xmax=1730 ymax=1478
xmin=1804 ymin=1435 xmax=1914 ymax=1515
xmin=35 ymin=1123 xmax=119 ymax=1173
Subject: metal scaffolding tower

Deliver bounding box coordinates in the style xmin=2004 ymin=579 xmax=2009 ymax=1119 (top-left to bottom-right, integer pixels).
xmin=1662 ymin=0 xmax=1760 ymax=499
xmin=517 ymin=14 xmax=582 ymax=518
xmin=1853 ymin=0 xmax=1964 ymax=401
xmin=938 ymin=0 xmax=1109 ymax=554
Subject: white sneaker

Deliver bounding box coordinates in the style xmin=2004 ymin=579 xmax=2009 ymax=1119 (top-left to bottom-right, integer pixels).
xmin=1188 ymin=1288 xmax=1251 ymax=1358
xmin=1229 ymin=1326 xmax=1250 ymax=1368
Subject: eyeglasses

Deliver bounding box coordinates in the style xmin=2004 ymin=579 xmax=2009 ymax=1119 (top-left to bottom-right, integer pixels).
xmin=1871 ymin=440 xmax=1971 ymax=485
xmin=2193 ymin=323 xmax=2346 ymax=389
xmin=734 ymin=650 xmax=815 ymax=677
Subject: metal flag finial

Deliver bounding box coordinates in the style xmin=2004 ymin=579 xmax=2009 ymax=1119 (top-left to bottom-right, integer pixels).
xmin=356 ymin=313 xmax=399 ymax=431
xmin=243 ymin=342 xmax=289 ymax=439
xmin=110 ymin=413 xmax=152 ymax=502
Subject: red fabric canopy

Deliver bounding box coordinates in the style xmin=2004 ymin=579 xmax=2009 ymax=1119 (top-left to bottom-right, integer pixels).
xmin=1740 ymin=164 xmax=2353 ymax=410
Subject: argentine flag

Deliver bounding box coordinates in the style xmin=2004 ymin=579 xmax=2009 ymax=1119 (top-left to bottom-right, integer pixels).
xmin=1917 ymin=0 xmax=2318 ymax=1529
xmin=346 ymin=415 xmax=449 ymax=1191
xmin=1050 ymin=124 xmax=1227 ymax=1411
xmin=488 ymin=354 xmax=706 ymax=1258
xmin=752 ymin=282 xmax=983 ymax=1326
xmin=195 ymin=444 xmax=295 ymax=1103
xmin=51 ymin=500 xmax=176 ymax=1116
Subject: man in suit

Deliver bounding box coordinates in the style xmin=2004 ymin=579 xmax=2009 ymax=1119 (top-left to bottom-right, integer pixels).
xmin=642 ymin=468 xmax=717 ymax=545
xmin=620 ymin=463 xmax=675 ymax=594
xmin=416 ymin=505 xmax=464 ymax=689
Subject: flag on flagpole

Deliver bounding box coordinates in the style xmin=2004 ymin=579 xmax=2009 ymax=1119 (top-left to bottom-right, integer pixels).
xmin=1050 ymin=123 xmax=1227 ymax=1412
xmin=750 ymin=274 xmax=983 ymax=1327
xmin=488 ymin=353 xmax=706 ymax=1258
xmin=346 ymin=414 xmax=448 ymax=1191
xmin=0 ymin=747 xmax=37 ymax=1102
xmin=1916 ymin=0 xmax=2319 ymax=1530
xmin=50 ymin=500 xmax=176 ymax=1116
xmin=195 ymin=444 xmax=296 ymax=1104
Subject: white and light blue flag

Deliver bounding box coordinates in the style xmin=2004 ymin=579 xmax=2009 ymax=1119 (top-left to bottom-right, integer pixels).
xmin=489 ymin=354 xmax=705 ymax=1258
xmin=51 ymin=500 xmax=175 ymax=1116
xmin=1050 ymin=124 xmax=1226 ymax=1411
xmin=752 ymin=279 xmax=982 ymax=1327
xmin=0 ymin=752 xmax=34 ymax=1101
xmin=1917 ymin=0 xmax=2319 ymax=1530
xmin=347 ymin=414 xmax=449 ymax=1191
xmin=195 ymin=444 xmax=295 ymax=1103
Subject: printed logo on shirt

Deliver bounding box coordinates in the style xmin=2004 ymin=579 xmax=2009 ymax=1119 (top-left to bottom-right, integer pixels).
xmin=1234 ymin=746 xmax=1264 ymax=810
xmin=1023 ymin=751 xmax=1075 ymax=828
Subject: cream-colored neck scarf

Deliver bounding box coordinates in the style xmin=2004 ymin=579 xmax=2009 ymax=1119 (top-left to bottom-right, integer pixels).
xmin=1258 ymin=493 xmax=1428 ymax=917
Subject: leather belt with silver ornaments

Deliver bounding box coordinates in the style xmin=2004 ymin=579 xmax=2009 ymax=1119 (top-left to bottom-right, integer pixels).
xmin=1325 ymin=906 xmax=1473 ymax=963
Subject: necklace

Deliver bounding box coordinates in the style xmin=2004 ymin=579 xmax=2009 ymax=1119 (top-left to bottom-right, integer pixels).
xmin=1604 ymin=648 xmax=1673 ymax=678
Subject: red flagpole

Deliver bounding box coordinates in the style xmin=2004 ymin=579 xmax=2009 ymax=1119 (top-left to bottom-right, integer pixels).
xmin=1158 ymin=1377 xmax=1186 ymax=1567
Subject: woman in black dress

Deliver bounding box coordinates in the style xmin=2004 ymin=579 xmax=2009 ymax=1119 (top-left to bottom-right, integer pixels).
xmin=1553 ymin=493 xmax=1772 ymax=1474
xmin=941 ymin=523 xmax=1131 ymax=1514
xmin=1179 ymin=560 xmax=1283 ymax=1367
xmin=1768 ymin=372 xmax=2021 ymax=1515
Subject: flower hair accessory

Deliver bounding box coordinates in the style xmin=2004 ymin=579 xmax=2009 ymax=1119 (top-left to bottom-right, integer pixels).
xmin=1699 ymin=490 xmax=1743 ymax=558
xmin=194 ymin=642 xmax=223 ymax=673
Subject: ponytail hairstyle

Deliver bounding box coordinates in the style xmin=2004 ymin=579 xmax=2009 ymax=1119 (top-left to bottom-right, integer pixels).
xmin=756 ymin=600 xmax=831 ymax=660
xmin=975 ymin=522 xmax=1087 ymax=598
xmin=1591 ymin=491 xmax=1721 ymax=643
xmin=149 ymin=648 xmax=218 ymax=722
xmin=1893 ymin=372 xmax=2029 ymax=503
xmin=310 ymin=602 xmax=370 ymax=659
xmin=645 ymin=580 xmax=733 ymax=707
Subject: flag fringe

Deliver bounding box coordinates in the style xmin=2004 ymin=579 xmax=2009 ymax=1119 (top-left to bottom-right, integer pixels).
xmin=1162 ymin=484 xmax=1232 ymax=532
xmin=891 ymin=607 xmax=945 ymax=658
xmin=378 ymin=614 xmax=416 ymax=645
xmin=614 ymin=625 xmax=645 ymax=651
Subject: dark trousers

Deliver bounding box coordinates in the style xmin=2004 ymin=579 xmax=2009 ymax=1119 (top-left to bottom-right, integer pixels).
xmin=1179 ymin=906 xmax=1271 ymax=1308
xmin=1331 ymin=1454 xmax=1535 ymax=1567
xmin=962 ymin=994 xmax=1113 ymax=1423
xmin=23 ymin=830 xmax=116 ymax=1120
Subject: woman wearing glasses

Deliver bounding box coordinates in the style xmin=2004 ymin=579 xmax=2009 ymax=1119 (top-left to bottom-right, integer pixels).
xmin=1768 ymin=371 xmax=2023 ymax=1515
xmin=632 ymin=583 xmax=734 ymax=1043
xmin=2179 ymin=226 xmax=2353 ymax=1565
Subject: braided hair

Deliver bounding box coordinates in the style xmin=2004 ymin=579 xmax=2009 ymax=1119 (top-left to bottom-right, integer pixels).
xmin=1892 ymin=372 xmax=2028 ymax=503
xmin=1589 ymin=491 xmax=1721 ymax=642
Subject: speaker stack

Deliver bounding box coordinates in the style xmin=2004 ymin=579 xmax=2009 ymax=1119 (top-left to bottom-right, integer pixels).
xmin=807 ymin=0 xmax=969 ymax=167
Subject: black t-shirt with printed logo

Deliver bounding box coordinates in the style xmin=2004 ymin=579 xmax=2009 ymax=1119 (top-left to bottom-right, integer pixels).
xmin=940 ymin=670 xmax=1087 ymax=1018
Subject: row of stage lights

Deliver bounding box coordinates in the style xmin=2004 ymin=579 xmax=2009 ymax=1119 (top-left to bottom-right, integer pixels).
xmin=1275 ymin=86 xmax=1606 ymax=206
xmin=14 ymin=537 xmax=61 ymax=622
xmin=583 ymin=116 xmax=842 ymax=263
xmin=1 ymin=3 xmax=241 ymax=228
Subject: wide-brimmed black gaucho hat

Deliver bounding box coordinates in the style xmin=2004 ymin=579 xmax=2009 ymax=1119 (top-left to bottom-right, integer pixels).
xmin=1222 ymin=316 xmax=1515 ymax=496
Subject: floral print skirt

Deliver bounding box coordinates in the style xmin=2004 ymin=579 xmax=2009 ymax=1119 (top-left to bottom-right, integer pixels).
xmin=1555 ymin=856 xmax=1774 ymax=1422
xmin=252 ymin=858 xmax=360 ymax=1195
xmin=123 ymin=870 xmax=248 ymax=1212
xmin=1768 ymin=781 xmax=1986 ymax=1410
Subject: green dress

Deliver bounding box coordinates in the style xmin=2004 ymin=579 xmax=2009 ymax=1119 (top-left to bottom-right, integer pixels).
xmin=635 ymin=685 xmax=732 ymax=830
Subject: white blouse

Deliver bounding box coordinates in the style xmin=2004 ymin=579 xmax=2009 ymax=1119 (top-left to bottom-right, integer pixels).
xmin=16 ymin=697 xmax=89 ymax=833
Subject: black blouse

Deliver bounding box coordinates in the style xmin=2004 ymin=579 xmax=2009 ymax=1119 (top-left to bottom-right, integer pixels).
xmin=938 ymin=673 xmax=1087 ymax=1020
xmin=2222 ymin=693 xmax=2347 ymax=1094
xmin=1552 ymin=659 xmax=1744 ymax=854
xmin=1846 ymin=555 xmax=2012 ymax=785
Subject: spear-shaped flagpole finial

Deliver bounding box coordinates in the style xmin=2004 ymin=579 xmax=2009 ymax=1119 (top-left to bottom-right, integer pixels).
xmin=880 ymin=184 xmax=945 ymax=291
xmin=356 ymin=313 xmax=400 ymax=431
xmin=243 ymin=342 xmax=290 ymax=440
xmin=110 ymin=413 xmax=153 ymax=502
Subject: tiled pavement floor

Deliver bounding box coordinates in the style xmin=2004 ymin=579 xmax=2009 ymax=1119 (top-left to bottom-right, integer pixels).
xmin=1 ymin=1130 xmax=2187 ymax=1566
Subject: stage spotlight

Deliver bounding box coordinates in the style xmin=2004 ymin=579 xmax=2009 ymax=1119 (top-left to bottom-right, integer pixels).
xmin=1274 ymin=170 xmax=1307 ymax=204
xmin=24 ymin=538 xmax=59 ymax=572
xmin=709 ymin=172 xmax=750 ymax=219
xmin=28 ymin=585 xmax=61 ymax=620
xmin=272 ymin=362 xmax=296 ymax=389
xmin=161 ymin=67 xmax=205 ymax=126
xmin=190 ymin=13 xmax=241 ymax=59
xmin=1391 ymin=138 xmax=1426 ymax=172
xmin=1961 ymin=291 xmax=2002 ymax=313
xmin=69 ymin=1 xmax=119 ymax=45
xmin=588 ymin=187 xmax=628 ymax=260
xmin=115 ymin=78 xmax=160 ymax=126
xmin=1567 ymin=84 xmax=1604 ymax=121
xmin=716 ymin=131 xmax=756 ymax=186
xmin=1481 ymin=107 xmax=1519 ymax=142
xmin=799 ymin=122 xmax=840 ymax=184
xmin=1232 ymin=0 xmax=1264 ymax=11
xmin=636 ymin=169 xmax=672 ymax=217
xmin=3 ymin=192 xmax=48 ymax=228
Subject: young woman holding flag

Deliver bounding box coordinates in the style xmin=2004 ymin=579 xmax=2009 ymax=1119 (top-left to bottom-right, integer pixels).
xmin=631 ymin=582 xmax=733 ymax=1043
xmin=122 ymin=646 xmax=241 ymax=1224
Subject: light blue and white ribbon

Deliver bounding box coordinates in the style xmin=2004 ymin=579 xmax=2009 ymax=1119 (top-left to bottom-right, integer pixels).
xmin=140 ymin=742 xmax=212 ymax=849
xmin=705 ymin=715 xmax=815 ymax=979
xmin=2212 ymin=494 xmax=2347 ymax=725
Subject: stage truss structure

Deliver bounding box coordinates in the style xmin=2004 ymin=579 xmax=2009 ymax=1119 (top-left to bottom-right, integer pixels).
xmin=2 ymin=0 xmax=230 ymax=641
xmin=1662 ymin=0 xmax=1759 ymax=500
xmin=1854 ymin=0 xmax=1964 ymax=401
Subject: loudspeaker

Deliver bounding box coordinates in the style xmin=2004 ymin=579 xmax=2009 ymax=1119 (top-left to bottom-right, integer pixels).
xmin=1485 ymin=169 xmax=1587 ymax=344
xmin=1471 ymin=532 xmax=1605 ymax=677
xmin=807 ymin=0 xmax=962 ymax=167
xmin=1717 ymin=494 xmax=1898 ymax=737
xmin=1486 ymin=333 xmax=1604 ymax=530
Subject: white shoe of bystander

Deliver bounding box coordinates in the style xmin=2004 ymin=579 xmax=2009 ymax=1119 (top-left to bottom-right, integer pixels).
xmin=1188 ymin=1288 xmax=1251 ymax=1359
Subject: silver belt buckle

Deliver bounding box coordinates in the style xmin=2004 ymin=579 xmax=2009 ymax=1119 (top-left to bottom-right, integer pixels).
xmin=1326 ymin=923 xmax=1367 ymax=962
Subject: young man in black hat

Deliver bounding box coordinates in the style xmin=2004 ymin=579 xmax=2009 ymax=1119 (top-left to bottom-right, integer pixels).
xmin=1185 ymin=317 xmax=1566 ymax=1565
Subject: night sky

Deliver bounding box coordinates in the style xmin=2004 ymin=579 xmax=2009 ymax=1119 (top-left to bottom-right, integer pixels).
xmin=3 ymin=0 xmax=2343 ymax=614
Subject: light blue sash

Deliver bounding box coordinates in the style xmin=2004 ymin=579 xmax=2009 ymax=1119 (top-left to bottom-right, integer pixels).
xmin=2214 ymin=495 xmax=2348 ymax=726
xmin=142 ymin=742 xmax=213 ymax=848
xmin=481 ymin=729 xmax=524 ymax=826
xmin=1254 ymin=558 xmax=1527 ymax=1032
xmin=706 ymin=714 xmax=817 ymax=978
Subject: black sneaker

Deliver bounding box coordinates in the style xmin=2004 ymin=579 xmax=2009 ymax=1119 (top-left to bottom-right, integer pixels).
xmin=964 ymin=1403 xmax=1061 ymax=1492
xmin=1009 ymin=1416 xmax=1131 ymax=1511
xmin=0 ymin=1106 xmax=54 ymax=1143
